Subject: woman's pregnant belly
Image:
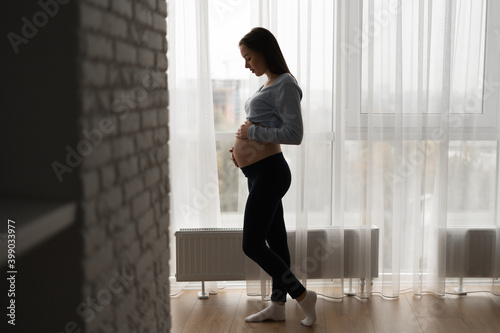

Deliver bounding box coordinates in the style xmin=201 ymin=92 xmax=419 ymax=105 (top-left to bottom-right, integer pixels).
xmin=233 ymin=138 xmax=281 ymax=168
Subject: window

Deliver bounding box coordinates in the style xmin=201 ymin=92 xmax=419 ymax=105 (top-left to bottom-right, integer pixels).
xmin=345 ymin=0 xmax=499 ymax=135
xmin=208 ymin=0 xmax=336 ymax=227
xmin=209 ymin=0 xmax=252 ymax=226
xmin=206 ymin=0 xmax=499 ymax=230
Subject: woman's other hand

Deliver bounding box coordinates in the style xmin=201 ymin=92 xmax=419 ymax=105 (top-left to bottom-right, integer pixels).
xmin=229 ymin=147 xmax=239 ymax=168
xmin=235 ymin=121 xmax=254 ymax=139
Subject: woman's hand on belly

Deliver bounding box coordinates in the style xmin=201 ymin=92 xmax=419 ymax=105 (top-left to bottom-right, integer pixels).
xmin=229 ymin=147 xmax=239 ymax=168
xmin=235 ymin=121 xmax=254 ymax=140
xmin=232 ymin=121 xmax=281 ymax=168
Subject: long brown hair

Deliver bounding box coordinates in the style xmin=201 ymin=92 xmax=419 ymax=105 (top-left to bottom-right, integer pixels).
xmin=239 ymin=27 xmax=291 ymax=75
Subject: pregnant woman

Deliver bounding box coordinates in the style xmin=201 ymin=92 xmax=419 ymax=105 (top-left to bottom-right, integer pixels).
xmin=230 ymin=27 xmax=317 ymax=327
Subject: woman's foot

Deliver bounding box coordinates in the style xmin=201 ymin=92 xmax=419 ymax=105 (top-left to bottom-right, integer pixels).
xmin=297 ymin=290 xmax=317 ymax=326
xmin=245 ymin=302 xmax=285 ymax=322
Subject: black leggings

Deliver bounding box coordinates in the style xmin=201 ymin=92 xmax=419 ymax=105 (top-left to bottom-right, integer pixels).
xmin=241 ymin=152 xmax=306 ymax=302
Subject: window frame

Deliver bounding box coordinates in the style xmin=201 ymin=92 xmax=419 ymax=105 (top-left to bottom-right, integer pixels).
xmin=344 ymin=0 xmax=500 ymax=141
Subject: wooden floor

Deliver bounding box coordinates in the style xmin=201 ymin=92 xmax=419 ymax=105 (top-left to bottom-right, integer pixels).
xmin=170 ymin=288 xmax=500 ymax=333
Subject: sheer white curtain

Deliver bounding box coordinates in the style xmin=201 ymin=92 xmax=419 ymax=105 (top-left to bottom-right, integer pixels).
xmin=336 ymin=0 xmax=500 ymax=297
xmin=168 ymin=0 xmax=221 ymax=293
xmin=168 ymin=0 xmax=500 ymax=299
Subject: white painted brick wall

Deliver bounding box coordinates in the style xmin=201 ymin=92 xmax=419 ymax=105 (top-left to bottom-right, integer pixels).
xmin=145 ymin=166 xmax=161 ymax=188
xmin=135 ymin=2 xmax=154 ymax=25
xmin=105 ymin=13 xmax=128 ymax=39
xmin=114 ymin=223 xmax=137 ymax=254
xmin=136 ymin=250 xmax=154 ymax=280
xmin=84 ymin=244 xmax=114 ymax=281
xmin=116 ymin=41 xmax=138 ymax=64
xmin=82 ymin=60 xmax=108 ymax=86
xmin=142 ymin=109 xmax=158 ymax=128
xmin=139 ymin=49 xmax=156 ymax=67
xmin=120 ymin=112 xmax=141 ymax=133
xmin=132 ymin=190 xmax=151 ymax=219
xmin=136 ymin=130 xmax=154 ymax=151
xmin=113 ymin=136 xmax=136 ymax=159
xmin=118 ymin=156 xmax=139 ymax=181
xmin=111 ymin=0 xmax=133 ymax=18
xmin=124 ymin=177 xmax=144 ymax=202
xmin=138 ymin=208 xmax=155 ymax=235
xmin=79 ymin=0 xmax=170 ymax=331
xmin=109 ymin=205 xmax=130 ymax=232
xmin=85 ymin=33 xmax=114 ymax=60
xmin=101 ymin=165 xmax=116 ymax=190
xmin=82 ymin=141 xmax=113 ymax=169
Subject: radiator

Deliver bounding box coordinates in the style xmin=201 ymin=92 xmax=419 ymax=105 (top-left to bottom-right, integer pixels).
xmin=175 ymin=226 xmax=499 ymax=290
xmin=175 ymin=228 xmax=246 ymax=281
xmin=175 ymin=227 xmax=379 ymax=282
xmin=446 ymin=227 xmax=498 ymax=278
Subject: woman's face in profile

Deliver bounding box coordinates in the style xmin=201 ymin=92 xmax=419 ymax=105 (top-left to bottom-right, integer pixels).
xmin=240 ymin=44 xmax=267 ymax=77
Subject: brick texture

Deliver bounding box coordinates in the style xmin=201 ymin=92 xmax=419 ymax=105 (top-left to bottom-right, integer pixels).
xmin=78 ymin=0 xmax=170 ymax=332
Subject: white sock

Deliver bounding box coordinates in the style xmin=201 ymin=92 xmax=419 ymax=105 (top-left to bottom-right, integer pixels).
xmin=298 ymin=290 xmax=317 ymax=326
xmin=245 ymin=302 xmax=286 ymax=322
